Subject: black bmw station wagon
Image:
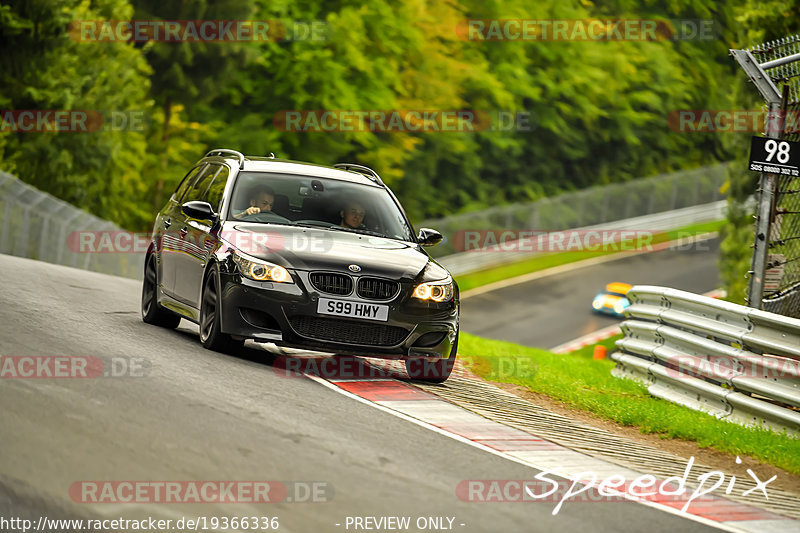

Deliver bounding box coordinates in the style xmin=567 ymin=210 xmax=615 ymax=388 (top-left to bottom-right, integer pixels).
xmin=142 ymin=149 xmax=459 ymax=381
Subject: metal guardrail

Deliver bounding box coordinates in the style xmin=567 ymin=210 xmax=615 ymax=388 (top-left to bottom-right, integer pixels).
xmin=422 ymin=162 xmax=731 ymax=260
xmin=439 ymin=200 xmax=727 ymax=276
xmin=3 ymin=167 xmax=730 ymax=281
xmin=0 ymin=171 xmax=142 ymax=280
xmin=611 ymin=286 xmax=800 ymax=436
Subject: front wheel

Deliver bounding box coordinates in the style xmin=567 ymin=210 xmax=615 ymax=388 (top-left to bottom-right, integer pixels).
xmin=405 ymin=330 xmax=458 ymax=383
xmin=141 ymin=255 xmax=181 ymax=329
xmin=199 ymin=266 xmax=244 ymax=354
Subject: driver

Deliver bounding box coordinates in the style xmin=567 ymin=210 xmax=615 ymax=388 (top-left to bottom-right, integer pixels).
xmin=233 ymin=186 xmax=274 ymax=220
xmin=339 ymin=200 xmax=366 ymax=229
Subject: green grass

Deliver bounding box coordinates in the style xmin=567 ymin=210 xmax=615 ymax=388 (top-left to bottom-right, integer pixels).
xmin=455 ymin=219 xmax=725 ymax=292
xmin=459 ymin=331 xmax=800 ymax=475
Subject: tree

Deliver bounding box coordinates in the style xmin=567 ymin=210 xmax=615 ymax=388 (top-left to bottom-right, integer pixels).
xmin=719 ymin=0 xmax=800 ymax=303
xmin=132 ymin=0 xmax=254 ymax=208
xmin=0 ymin=0 xmax=155 ymax=229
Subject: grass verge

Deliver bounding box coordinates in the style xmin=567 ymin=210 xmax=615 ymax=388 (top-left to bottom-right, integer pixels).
xmin=454 ymin=219 xmax=725 ymax=292
xmin=459 ymin=331 xmax=800 ymax=475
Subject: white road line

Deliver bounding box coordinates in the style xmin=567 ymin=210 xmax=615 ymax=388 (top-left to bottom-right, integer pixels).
xmin=550 ymin=324 xmax=623 ymax=353
xmin=461 ymin=232 xmax=718 ymax=300
xmin=549 ymin=287 xmax=726 ymax=353
xmin=307 ymin=374 xmax=750 ymax=533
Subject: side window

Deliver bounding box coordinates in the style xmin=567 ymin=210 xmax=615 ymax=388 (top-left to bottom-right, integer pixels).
xmin=184 ymin=164 xmax=220 ymax=203
xmin=173 ymin=164 xmax=206 ymax=203
xmin=204 ymin=166 xmax=230 ymax=212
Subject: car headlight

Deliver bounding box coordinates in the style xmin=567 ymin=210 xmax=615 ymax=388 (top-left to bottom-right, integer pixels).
xmin=613 ymin=300 xmax=628 ymax=314
xmin=412 ymin=278 xmax=454 ymax=302
xmin=232 ymin=252 xmax=293 ymax=283
xmin=592 ymin=298 xmax=604 ymax=310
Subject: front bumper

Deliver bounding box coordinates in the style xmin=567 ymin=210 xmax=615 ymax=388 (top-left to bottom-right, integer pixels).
xmin=592 ymin=305 xmax=626 ymax=317
xmin=218 ymin=270 xmax=458 ymax=359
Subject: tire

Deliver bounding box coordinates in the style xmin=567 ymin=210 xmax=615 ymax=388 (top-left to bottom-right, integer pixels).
xmin=405 ymin=330 xmax=459 ymax=383
xmin=142 ymin=255 xmax=181 ymax=329
xmin=199 ymin=266 xmax=245 ymax=354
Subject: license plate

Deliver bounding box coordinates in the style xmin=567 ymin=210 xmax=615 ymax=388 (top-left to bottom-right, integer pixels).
xmin=317 ymin=298 xmax=389 ymax=322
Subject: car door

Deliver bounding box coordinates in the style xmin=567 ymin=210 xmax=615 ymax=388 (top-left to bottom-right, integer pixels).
xmin=173 ymin=164 xmax=227 ymax=307
xmin=158 ymin=164 xmax=208 ymax=298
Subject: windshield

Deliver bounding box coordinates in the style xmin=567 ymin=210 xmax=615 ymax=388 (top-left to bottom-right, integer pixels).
xmin=227 ymin=172 xmax=415 ymax=242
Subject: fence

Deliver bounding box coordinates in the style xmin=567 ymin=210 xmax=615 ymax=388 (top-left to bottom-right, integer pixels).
xmin=436 ymin=201 xmax=728 ymax=277
xmin=758 ymin=38 xmax=800 ymax=317
xmin=0 ymin=171 xmax=142 ymax=279
xmin=1 ymin=163 xmax=732 ymax=281
xmin=732 ymin=35 xmax=800 ymax=318
xmin=611 ymin=285 xmax=800 ymax=436
xmin=419 ymin=163 xmax=730 ymax=260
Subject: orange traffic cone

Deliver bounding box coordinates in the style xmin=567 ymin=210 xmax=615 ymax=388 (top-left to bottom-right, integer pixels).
xmin=593 ymin=345 xmax=607 ymax=360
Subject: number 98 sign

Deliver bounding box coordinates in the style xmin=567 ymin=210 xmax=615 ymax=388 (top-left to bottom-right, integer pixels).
xmin=749 ymin=136 xmax=800 ymax=176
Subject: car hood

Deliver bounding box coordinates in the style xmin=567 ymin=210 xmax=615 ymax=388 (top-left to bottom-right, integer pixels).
xmin=222 ymin=223 xmax=432 ymax=279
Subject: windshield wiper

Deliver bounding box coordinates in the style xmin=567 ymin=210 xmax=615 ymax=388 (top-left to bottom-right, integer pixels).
xmin=292 ymin=221 xmax=390 ymax=239
xmin=326 ymin=225 xmax=388 ymax=238
xmin=293 ymin=221 xmax=336 ymax=229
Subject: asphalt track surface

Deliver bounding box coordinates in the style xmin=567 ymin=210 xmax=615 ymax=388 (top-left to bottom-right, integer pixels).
xmin=461 ymin=237 xmax=720 ymax=349
xmin=0 ymin=254 xmax=729 ymax=532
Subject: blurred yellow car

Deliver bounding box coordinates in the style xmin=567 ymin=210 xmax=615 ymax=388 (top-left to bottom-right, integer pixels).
xmin=591 ymin=282 xmax=632 ymax=317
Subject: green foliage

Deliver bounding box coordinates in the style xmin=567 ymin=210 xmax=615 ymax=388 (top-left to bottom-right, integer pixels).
xmin=718 ymin=0 xmax=800 ymax=304
xmin=455 ymin=219 xmax=726 ymax=292
xmin=0 ymin=0 xmax=155 ymax=229
xmin=460 ymin=331 xmax=800 ymax=474
xmin=0 ymin=0 xmax=793 ymax=233
xmin=719 ymin=163 xmax=759 ymax=304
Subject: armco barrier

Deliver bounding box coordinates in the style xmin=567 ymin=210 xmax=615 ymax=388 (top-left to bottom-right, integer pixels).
xmin=437 ymin=201 xmax=728 ymax=276
xmin=0 ymin=171 xmax=142 ymax=279
xmin=424 ymin=162 xmax=734 ymax=275
xmin=2 ymin=168 xmax=730 ymax=281
xmin=611 ymin=286 xmax=800 ymax=436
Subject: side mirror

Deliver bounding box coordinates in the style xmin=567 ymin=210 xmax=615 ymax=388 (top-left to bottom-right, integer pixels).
xmin=417 ymin=228 xmax=443 ymax=247
xmin=182 ymin=201 xmax=217 ymax=221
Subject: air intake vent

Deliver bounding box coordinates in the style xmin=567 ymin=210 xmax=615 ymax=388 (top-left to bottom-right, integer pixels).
xmin=290 ymin=316 xmax=408 ymax=346
xmin=310 ymin=272 xmax=353 ymax=296
xmin=357 ymin=277 xmax=400 ymax=300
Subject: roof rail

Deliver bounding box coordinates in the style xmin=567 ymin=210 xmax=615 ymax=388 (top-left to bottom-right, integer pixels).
xmin=205 ymin=149 xmax=245 ymax=169
xmin=333 ymin=163 xmax=384 ymax=185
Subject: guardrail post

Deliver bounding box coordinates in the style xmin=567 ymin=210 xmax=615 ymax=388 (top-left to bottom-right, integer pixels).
xmin=746 ymin=95 xmax=788 ymax=308
xmin=15 ymin=194 xmax=49 ymax=258
xmin=56 ymin=210 xmax=84 ymax=266
xmin=0 ymin=184 xmax=28 ymax=255
xmin=731 ymin=42 xmax=799 ymax=311
xmin=613 ymin=285 xmax=800 ymax=435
